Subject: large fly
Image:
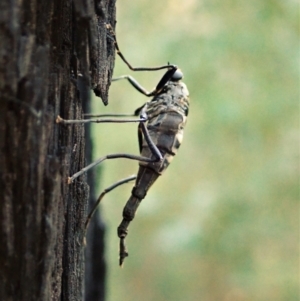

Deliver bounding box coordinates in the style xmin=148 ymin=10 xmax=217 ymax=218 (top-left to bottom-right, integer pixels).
xmin=57 ymin=24 xmax=190 ymax=266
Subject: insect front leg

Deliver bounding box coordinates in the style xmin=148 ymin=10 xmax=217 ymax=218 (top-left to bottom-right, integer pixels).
xmin=111 ymin=69 xmax=178 ymax=97
xmin=106 ymin=24 xmax=180 ymax=97
xmin=85 ymin=175 xmax=137 ymax=230
xmin=106 ymin=24 xmax=177 ymax=74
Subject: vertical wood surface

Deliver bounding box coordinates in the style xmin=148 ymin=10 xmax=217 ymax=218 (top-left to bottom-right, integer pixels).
xmin=0 ymin=0 xmax=116 ymax=300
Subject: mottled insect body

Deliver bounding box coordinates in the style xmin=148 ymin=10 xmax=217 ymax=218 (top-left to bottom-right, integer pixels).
xmin=143 ymin=80 xmax=189 ymax=173
xmin=118 ymin=79 xmax=189 ymax=264
xmin=57 ymin=24 xmax=190 ymax=266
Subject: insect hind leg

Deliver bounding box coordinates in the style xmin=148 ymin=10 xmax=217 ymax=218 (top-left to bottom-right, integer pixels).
xmin=85 ymin=175 xmax=137 ymax=230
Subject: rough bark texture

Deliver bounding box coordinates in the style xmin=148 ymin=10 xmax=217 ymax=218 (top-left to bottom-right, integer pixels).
xmin=0 ymin=0 xmax=115 ymax=300
xmin=83 ymin=91 xmax=107 ymax=301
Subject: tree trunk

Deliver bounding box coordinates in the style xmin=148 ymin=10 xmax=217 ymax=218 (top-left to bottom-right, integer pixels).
xmin=0 ymin=0 xmax=115 ymax=300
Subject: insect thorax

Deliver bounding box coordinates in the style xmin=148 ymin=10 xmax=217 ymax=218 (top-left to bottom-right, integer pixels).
xmin=139 ymin=81 xmax=190 ymax=174
xmin=146 ymin=81 xmax=190 ymax=121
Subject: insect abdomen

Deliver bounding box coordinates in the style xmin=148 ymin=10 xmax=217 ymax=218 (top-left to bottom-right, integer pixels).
xmin=140 ymin=110 xmax=186 ymax=175
xmin=117 ymin=165 xmax=160 ymax=238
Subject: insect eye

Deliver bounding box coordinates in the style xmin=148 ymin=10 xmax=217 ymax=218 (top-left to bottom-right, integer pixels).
xmin=171 ymin=69 xmax=183 ymax=81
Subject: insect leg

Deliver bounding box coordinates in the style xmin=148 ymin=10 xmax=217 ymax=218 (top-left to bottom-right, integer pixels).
xmin=111 ymin=68 xmax=178 ymax=97
xmin=66 ymin=123 xmax=161 ymax=183
xmin=112 ymin=75 xmax=151 ymax=96
xmin=106 ymin=24 xmax=177 ymax=73
xmin=83 ymin=113 xmax=136 ymax=118
xmin=85 ymin=175 xmax=137 ymax=230
xmin=56 ymin=115 xmax=144 ymax=124
xmin=84 ymin=108 xmax=143 ymax=118
xmin=57 ymin=106 xmax=163 ymax=184
xmin=106 ymin=24 xmax=178 ymax=96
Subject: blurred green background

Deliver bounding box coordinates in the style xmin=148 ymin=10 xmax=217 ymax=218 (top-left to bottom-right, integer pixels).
xmin=91 ymin=1 xmax=299 ymax=300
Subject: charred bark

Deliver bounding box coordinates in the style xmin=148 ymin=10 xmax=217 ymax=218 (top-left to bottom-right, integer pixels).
xmin=0 ymin=0 xmax=116 ymax=300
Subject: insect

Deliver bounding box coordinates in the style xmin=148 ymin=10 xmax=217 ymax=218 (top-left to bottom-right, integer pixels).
xmin=57 ymin=24 xmax=190 ymax=266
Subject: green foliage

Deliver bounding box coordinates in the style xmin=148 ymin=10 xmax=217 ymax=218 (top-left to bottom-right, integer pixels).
xmin=91 ymin=1 xmax=299 ymax=300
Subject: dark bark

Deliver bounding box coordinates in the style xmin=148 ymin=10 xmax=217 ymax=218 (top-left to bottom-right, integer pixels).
xmin=83 ymin=84 xmax=107 ymax=301
xmin=0 ymin=0 xmax=115 ymax=300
